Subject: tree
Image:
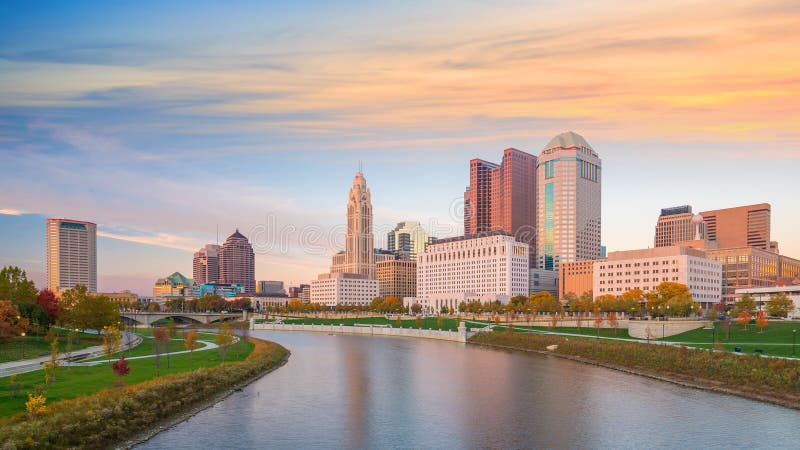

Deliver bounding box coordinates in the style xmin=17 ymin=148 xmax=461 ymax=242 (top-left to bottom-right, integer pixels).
xmin=737 ymin=311 xmax=752 ymax=330
xmin=147 ymin=302 xmax=161 ymax=312
xmin=595 ymin=294 xmax=619 ymax=312
xmin=103 ymin=325 xmax=121 ymax=364
xmin=608 ymin=312 xmax=618 ymax=336
xmin=183 ymin=330 xmax=200 ymax=365
xmin=166 ymin=318 xmax=177 ymax=338
xmin=370 ymin=297 xmax=384 ymax=313
xmin=731 ymin=294 xmax=757 ymax=317
xmin=755 ymin=311 xmax=768 ymax=333
xmin=382 ymin=296 xmax=401 ymax=313
xmin=416 ymin=316 xmax=422 ymax=329
xmin=62 ymin=286 xmax=120 ymax=331
xmin=411 ymin=303 xmax=422 ymax=314
xmin=593 ymin=314 xmax=603 ymax=338
xmin=647 ymin=282 xmax=691 ymax=312
xmin=0 ymin=300 xmax=29 ymax=343
xmin=112 ymin=355 xmax=130 ymax=387
xmin=620 ymin=289 xmax=645 ymax=315
xmin=765 ymin=292 xmax=794 ymax=318
xmin=36 ymin=289 xmax=60 ymax=324
xmin=152 ymin=327 xmax=170 ymax=374
xmin=0 ymin=266 xmax=37 ymax=305
xmin=436 ymin=315 xmax=444 ymax=330
xmin=15 ymin=302 xmax=49 ymax=335
xmin=25 ymin=393 xmax=47 ymax=418
xmin=529 ymin=292 xmax=560 ymax=313
xmin=216 ymin=322 xmax=234 ymax=363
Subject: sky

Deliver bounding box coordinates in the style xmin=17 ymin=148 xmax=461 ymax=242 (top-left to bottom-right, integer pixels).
xmin=1 ymin=0 xmax=799 ymax=295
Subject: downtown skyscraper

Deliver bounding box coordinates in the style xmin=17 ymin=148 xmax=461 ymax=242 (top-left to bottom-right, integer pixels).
xmin=220 ymin=229 xmax=256 ymax=293
xmin=463 ymin=148 xmax=537 ymax=265
xmin=193 ymin=243 xmax=221 ymax=285
xmin=46 ymin=218 xmax=97 ymax=292
xmin=334 ymin=170 xmax=375 ymax=278
xmin=536 ymin=131 xmax=602 ymax=271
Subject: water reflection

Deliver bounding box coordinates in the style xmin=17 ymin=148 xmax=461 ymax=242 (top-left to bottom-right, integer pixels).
xmin=138 ymin=331 xmax=799 ymax=450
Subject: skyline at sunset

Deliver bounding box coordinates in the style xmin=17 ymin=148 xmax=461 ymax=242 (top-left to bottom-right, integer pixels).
xmin=2 ymin=0 xmax=799 ymax=294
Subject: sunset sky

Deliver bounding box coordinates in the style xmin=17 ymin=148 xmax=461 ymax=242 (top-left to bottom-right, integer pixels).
xmin=1 ymin=0 xmax=799 ymax=294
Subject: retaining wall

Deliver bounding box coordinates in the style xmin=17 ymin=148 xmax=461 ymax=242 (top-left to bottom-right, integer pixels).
xmin=251 ymin=321 xmax=471 ymax=343
xmin=628 ymin=320 xmax=707 ymax=339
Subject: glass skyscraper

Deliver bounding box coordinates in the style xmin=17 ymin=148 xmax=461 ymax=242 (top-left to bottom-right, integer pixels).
xmin=536 ymin=131 xmax=602 ymax=271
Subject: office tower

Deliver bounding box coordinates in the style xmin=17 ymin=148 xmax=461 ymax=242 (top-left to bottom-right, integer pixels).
xmin=654 ymin=205 xmax=706 ymax=247
xmin=700 ymin=203 xmax=774 ymax=251
xmin=463 ymin=148 xmax=537 ymax=264
xmin=709 ymin=248 xmax=800 ymax=303
xmin=220 ymin=229 xmax=256 ymax=294
xmin=193 ymin=244 xmax=220 ymax=285
xmin=257 ymin=280 xmax=285 ymax=295
xmin=536 ymin=131 xmax=602 ymax=271
xmin=46 ymin=218 xmax=97 ymax=293
xmin=387 ymin=221 xmax=435 ymax=261
xmin=376 ymin=259 xmax=417 ymax=299
xmin=331 ymin=171 xmax=375 ymax=278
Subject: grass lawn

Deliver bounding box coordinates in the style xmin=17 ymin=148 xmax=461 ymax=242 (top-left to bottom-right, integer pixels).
xmin=0 ymin=331 xmax=253 ymax=418
xmin=0 ymin=329 xmax=104 ymax=363
xmin=497 ymin=325 xmax=635 ymax=339
xmin=664 ymin=320 xmax=800 ymax=358
xmin=280 ymin=316 xmax=484 ymax=331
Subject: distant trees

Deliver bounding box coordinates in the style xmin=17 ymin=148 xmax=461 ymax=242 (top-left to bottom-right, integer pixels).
xmin=765 ymin=293 xmax=794 ymax=318
xmin=36 ymin=289 xmax=60 ymax=324
xmin=62 ymin=286 xmax=120 ymax=331
xmin=755 ymin=311 xmax=768 ymax=333
xmin=731 ymin=294 xmax=757 ymax=317
xmin=737 ymin=311 xmax=752 ymax=330
xmin=646 ymin=282 xmax=697 ymax=317
xmin=0 ymin=266 xmax=37 ymax=305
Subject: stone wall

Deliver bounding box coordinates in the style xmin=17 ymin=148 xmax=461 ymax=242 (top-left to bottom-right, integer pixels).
xmin=251 ymin=321 xmax=469 ymax=343
xmin=628 ymin=320 xmax=707 ymax=339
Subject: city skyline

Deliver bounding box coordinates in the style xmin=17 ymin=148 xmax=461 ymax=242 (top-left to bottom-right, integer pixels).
xmin=2 ymin=1 xmax=800 ymax=294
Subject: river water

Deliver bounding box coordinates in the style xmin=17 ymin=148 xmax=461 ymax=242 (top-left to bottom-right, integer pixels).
xmin=138 ymin=331 xmax=798 ymax=449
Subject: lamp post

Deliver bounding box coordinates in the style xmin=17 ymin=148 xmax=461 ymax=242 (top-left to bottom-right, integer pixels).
xmin=20 ymin=332 xmax=26 ymax=358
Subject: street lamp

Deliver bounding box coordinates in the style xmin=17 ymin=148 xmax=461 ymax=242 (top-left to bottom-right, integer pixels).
xmin=20 ymin=332 xmax=26 ymax=358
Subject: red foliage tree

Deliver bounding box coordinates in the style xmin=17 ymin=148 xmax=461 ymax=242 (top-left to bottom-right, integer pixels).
xmin=37 ymin=289 xmax=60 ymax=324
xmin=112 ymin=355 xmax=130 ymax=387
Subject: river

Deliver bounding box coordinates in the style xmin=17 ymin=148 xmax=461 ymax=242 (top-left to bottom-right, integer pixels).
xmin=138 ymin=331 xmax=798 ymax=449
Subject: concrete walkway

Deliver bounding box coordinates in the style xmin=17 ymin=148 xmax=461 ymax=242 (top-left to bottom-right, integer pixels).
xmin=0 ymin=332 xmax=142 ymax=378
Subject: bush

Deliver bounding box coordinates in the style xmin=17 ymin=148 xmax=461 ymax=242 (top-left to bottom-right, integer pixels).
xmin=0 ymin=337 xmax=288 ymax=448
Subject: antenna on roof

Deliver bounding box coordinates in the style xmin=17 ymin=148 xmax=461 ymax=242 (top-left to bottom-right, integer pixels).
xmin=216 ymin=224 xmax=219 ymax=245
xmin=359 ymin=160 xmax=363 ymax=173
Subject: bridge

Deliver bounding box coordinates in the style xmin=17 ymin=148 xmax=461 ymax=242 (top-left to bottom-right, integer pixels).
xmin=119 ymin=311 xmax=245 ymax=327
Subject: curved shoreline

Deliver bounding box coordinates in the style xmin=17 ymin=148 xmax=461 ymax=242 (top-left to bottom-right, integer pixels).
xmin=469 ymin=340 xmax=800 ymax=412
xmin=120 ymin=343 xmax=290 ymax=449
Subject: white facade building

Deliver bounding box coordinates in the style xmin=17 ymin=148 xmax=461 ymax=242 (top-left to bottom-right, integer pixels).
xmin=412 ymin=231 xmax=529 ymax=313
xmin=310 ymin=273 xmax=379 ymax=307
xmin=594 ymin=245 xmax=722 ymax=305
xmin=46 ymin=218 xmax=97 ymax=293
xmin=735 ymin=285 xmax=800 ymax=319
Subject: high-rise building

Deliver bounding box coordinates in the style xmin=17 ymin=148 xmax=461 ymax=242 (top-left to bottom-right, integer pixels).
xmin=411 ymin=231 xmax=529 ymax=313
xmin=700 ymin=203 xmax=774 ymax=251
xmin=654 ymin=205 xmax=706 ymax=247
xmin=220 ymin=229 xmax=256 ymax=294
xmin=536 ymin=131 xmax=602 ymax=271
xmin=558 ymin=260 xmax=595 ymax=300
xmin=310 ymin=273 xmax=379 ymax=307
xmin=46 ymin=218 xmax=97 ymax=293
xmin=330 ymin=171 xmax=375 ymax=278
xmin=376 ymin=259 xmax=417 ymax=299
xmin=387 ymin=221 xmax=435 ymax=261
xmin=193 ymin=244 xmax=220 ymax=285
xmin=463 ymin=148 xmax=537 ymax=264
xmin=288 ymin=284 xmax=309 ymax=299
xmin=708 ymin=247 xmax=800 ymax=303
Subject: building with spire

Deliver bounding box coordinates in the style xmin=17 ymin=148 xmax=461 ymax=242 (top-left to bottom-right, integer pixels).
xmin=312 ymin=170 xmax=379 ymax=306
xmin=536 ymin=131 xmax=602 ymax=271
xmin=220 ymin=229 xmax=256 ymax=294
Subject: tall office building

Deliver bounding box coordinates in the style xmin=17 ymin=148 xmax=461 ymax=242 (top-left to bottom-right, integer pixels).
xmin=193 ymin=244 xmax=220 ymax=285
xmin=46 ymin=218 xmax=97 ymax=293
xmin=463 ymin=148 xmax=537 ymax=264
xmin=536 ymin=131 xmax=602 ymax=271
xmin=700 ymin=203 xmax=775 ymax=251
xmin=331 ymin=171 xmax=375 ymax=278
xmin=220 ymin=229 xmax=256 ymax=294
xmin=387 ymin=221 xmax=434 ymax=261
xmin=654 ymin=205 xmax=705 ymax=247
xmin=376 ymin=259 xmax=417 ymax=299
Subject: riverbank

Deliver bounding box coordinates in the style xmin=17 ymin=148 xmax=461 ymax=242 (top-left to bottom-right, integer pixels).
xmin=0 ymin=336 xmax=289 ymax=449
xmin=469 ymin=331 xmax=800 ymax=411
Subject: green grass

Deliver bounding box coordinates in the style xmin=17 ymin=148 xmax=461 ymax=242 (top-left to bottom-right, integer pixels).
xmin=497 ymin=325 xmax=635 ymax=339
xmin=280 ymin=316 xmax=481 ymax=331
xmin=0 ymin=329 xmax=103 ymax=363
xmin=663 ymin=321 xmax=800 ymax=358
xmin=0 ymin=331 xmax=253 ymax=418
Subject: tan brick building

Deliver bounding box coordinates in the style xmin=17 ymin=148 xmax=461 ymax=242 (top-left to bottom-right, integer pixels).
xmin=376 ymin=259 xmax=416 ymax=299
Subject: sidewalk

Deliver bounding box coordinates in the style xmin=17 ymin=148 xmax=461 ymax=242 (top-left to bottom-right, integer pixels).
xmin=0 ymin=332 xmax=141 ymax=378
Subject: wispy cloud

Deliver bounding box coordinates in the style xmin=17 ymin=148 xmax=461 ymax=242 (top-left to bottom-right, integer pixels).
xmin=0 ymin=209 xmax=24 ymax=215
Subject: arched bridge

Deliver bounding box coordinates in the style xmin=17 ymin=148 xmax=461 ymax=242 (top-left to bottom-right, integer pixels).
xmin=119 ymin=311 xmax=245 ymax=327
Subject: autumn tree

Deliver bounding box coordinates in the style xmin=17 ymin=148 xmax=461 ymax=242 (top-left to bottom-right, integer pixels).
xmin=647 ymin=282 xmax=692 ymax=312
xmin=416 ymin=316 xmax=423 ymax=328
xmin=36 ymin=289 xmax=60 ymax=324
xmin=755 ymin=311 xmax=768 ymax=333
xmin=737 ymin=311 xmax=752 ymax=330
xmin=0 ymin=266 xmax=38 ymax=305
xmin=0 ymin=300 xmax=29 ymax=343
xmin=112 ymin=355 xmax=130 ymax=387
xmin=183 ymin=330 xmax=200 ymax=365
xmin=620 ymin=289 xmax=645 ymax=315
xmin=595 ymin=294 xmax=618 ymax=312
xmin=436 ymin=315 xmax=444 ymax=330
xmin=370 ymin=297 xmax=384 ymax=313
xmin=166 ymin=317 xmax=177 ymax=338
xmin=608 ymin=312 xmax=619 ymax=336
xmin=382 ymin=296 xmax=402 ymax=313
xmin=593 ymin=314 xmax=603 ymax=338
xmin=152 ymin=326 xmax=170 ymax=374
xmin=103 ymin=325 xmax=121 ymax=364
xmin=529 ymin=291 xmax=560 ymax=314
xmin=731 ymin=294 xmax=757 ymax=317
xmin=765 ymin=292 xmax=794 ymax=318
xmin=215 ymin=322 xmax=234 ymax=363
xmin=62 ymin=286 xmax=120 ymax=331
